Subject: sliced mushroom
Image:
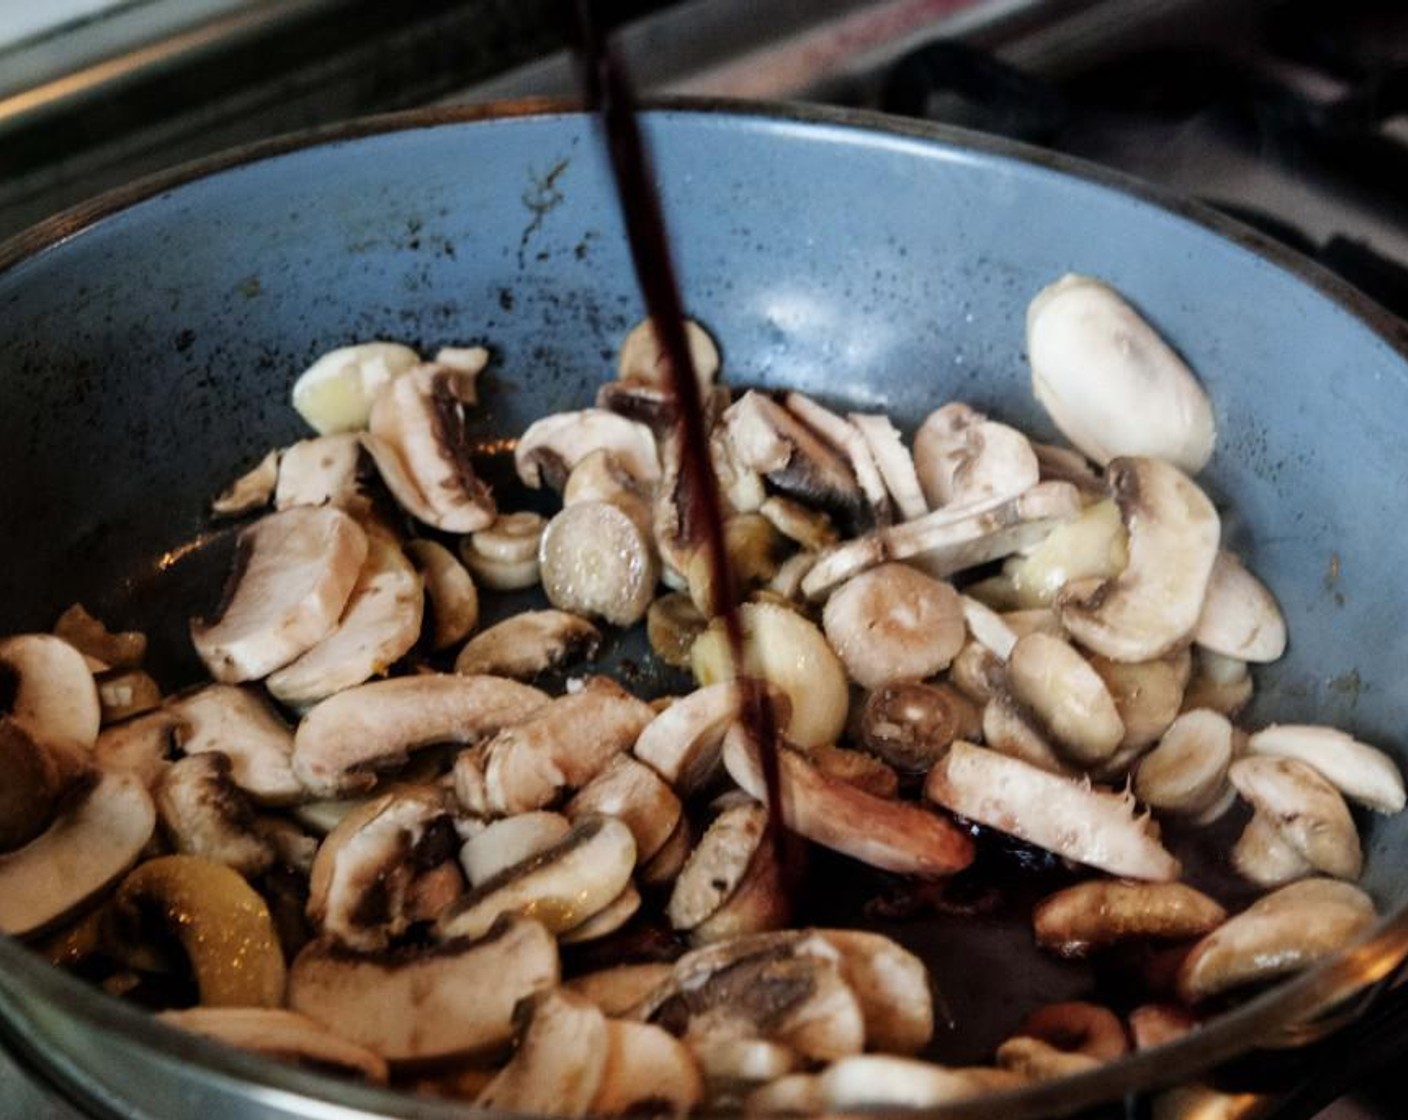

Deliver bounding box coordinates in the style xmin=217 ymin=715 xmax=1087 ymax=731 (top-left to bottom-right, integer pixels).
xmin=758 ymin=496 xmax=839 ymax=553
xmin=265 ymin=530 xmax=423 ymax=708
xmin=1231 ymin=810 xmax=1314 ymax=887
xmin=539 ymin=500 xmax=660 ymax=627
xmin=290 ymin=915 xmax=559 ymax=1063
xmin=155 ymin=753 xmax=276 ymax=877
xmin=52 ymin=603 xmax=147 ymax=670
xmin=783 ymin=392 xmax=892 ymax=525
xmin=691 ymin=821 xmax=792 ymax=944
xmin=437 ymin=815 xmax=637 ymax=940
xmin=1027 ymin=273 xmax=1216 ymax=473
xmin=1 ymin=633 xmax=102 ymax=750
xmin=273 ymin=434 xmax=368 ymax=513
xmin=0 ymin=770 xmax=155 ymax=936
xmin=1246 ymin=725 xmax=1405 ymax=813
xmin=454 ymin=609 xmax=600 ymax=680
xmin=647 ymin=593 xmax=709 ymax=670
xmin=1229 ymin=756 xmax=1362 ymax=880
xmin=593 ymin=1018 xmax=704 ymax=1116
xmin=211 ymin=449 xmax=279 ymax=517
xmin=799 ymin=743 xmax=899 ymax=799
xmin=821 ymin=562 xmax=965 ymax=689
xmin=190 ymin=506 xmax=369 ymax=683
xmin=1007 ymin=632 xmax=1125 ymax=764
xmin=459 ymin=811 xmax=572 ymax=886
xmin=913 ymin=402 xmax=1039 ymax=513
xmin=1178 ymin=879 xmax=1377 ymax=1003
xmin=1127 ymin=1005 xmax=1196 ymax=1051
xmin=617 ymin=315 xmax=720 ymax=390
xmin=166 ymin=684 xmax=302 ymax=804
xmin=291 ymin=673 xmax=549 ymax=798
xmin=925 ymin=742 xmax=1180 ymax=880
xmin=639 ymin=814 xmax=695 ymax=889
xmin=1032 ymin=441 xmax=1105 ymax=494
xmin=476 ymin=989 xmax=610 ymax=1116
xmin=949 ymin=640 xmax=1006 ymax=704
xmin=96 ymin=669 xmax=162 ymax=725
xmin=1002 ymin=495 xmax=1127 ymax=610
xmin=0 ymin=718 xmax=95 ymax=854
xmin=433 ymin=344 xmax=490 ymax=383
xmin=1182 ymin=650 xmax=1254 ymax=718
xmin=307 ymin=785 xmax=462 ymax=949
xmin=669 ymin=801 xmax=769 ymax=932
xmin=1089 ymin=648 xmax=1191 ymax=753
xmin=1059 ymin=457 xmax=1220 ymax=662
xmin=746 ymin=1073 xmax=825 ymax=1113
xmin=851 ymin=412 xmax=929 ymax=520
xmin=724 ymin=725 xmax=974 ymax=877
xmin=961 ymin=595 xmax=1019 ymax=660
xmin=859 ymin=681 xmax=981 ymax=776
xmin=566 ymin=753 xmax=683 ymax=865
xmin=405 ymin=538 xmax=479 ymax=650
xmin=462 ymin=511 xmax=547 ymax=591
xmin=633 ymin=681 xmax=770 ymax=795
xmin=818 ymin=1055 xmax=1024 ymax=1109
xmin=157 ymin=1007 xmax=389 ymax=1084
xmin=815 ymin=929 xmax=933 ymax=1055
xmin=113 ymin=854 xmax=287 ymax=1006
xmin=93 ymin=710 xmax=180 ymax=789
xmin=566 ymin=962 xmax=674 ymax=1017
xmin=482 ymin=677 xmax=655 ymax=815
xmin=981 ymin=696 xmax=1074 ymax=776
xmin=516 ymin=408 xmax=660 ymax=490
xmin=291 ymin=340 xmax=419 ymax=435
xmin=366 ymin=362 xmax=496 ymax=532
xmin=1194 ymin=551 xmax=1287 ymax=662
xmin=1033 ymin=881 xmax=1227 ymax=958
xmin=1134 ymin=709 xmax=1235 ymax=816
xmin=684 ymin=513 xmax=784 ymax=616
xmin=559 ymin=883 xmax=643 ymax=944
xmin=1018 ymin=1001 xmax=1129 ymax=1062
xmin=563 ymin=448 xmax=654 ymax=516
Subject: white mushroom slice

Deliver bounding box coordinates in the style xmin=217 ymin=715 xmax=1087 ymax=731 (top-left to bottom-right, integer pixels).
xmin=1228 ymin=757 xmax=1362 ymax=880
xmin=566 ymin=753 xmax=683 ymax=865
xmin=366 ymin=363 xmax=496 ymax=532
xmin=566 ymin=962 xmax=674 ymax=1017
xmin=454 ymin=609 xmax=600 ymax=680
xmin=724 ymin=391 xmax=865 ymax=525
xmin=694 ymin=1037 xmax=800 ymax=1087
xmin=559 ymin=884 xmax=643 ymax=944
xmin=1003 ymin=497 xmax=1128 ymax=609
xmin=1134 ymin=709 xmax=1235 ymax=816
xmin=211 ymin=449 xmax=279 ymax=517
xmin=691 ymin=821 xmax=791 ymax=944
xmin=768 ymin=551 xmax=819 ymax=601
xmin=821 ymin=563 xmax=965 ymax=689
xmin=925 ymin=742 xmax=1180 ymax=880
xmin=592 ymin=1019 xmax=704 ymax=1116
xmin=1231 ymin=810 xmax=1314 ymax=887
xmin=1027 ymin=274 xmax=1216 ymax=473
xmin=981 ymin=696 xmax=1074 ymax=776
xmin=563 ymin=448 xmax=654 ymax=516
xmin=292 ymin=674 xmax=549 ymax=798
xmin=291 ymin=341 xmax=419 ymax=435
xmin=962 ymin=595 xmax=1019 ymax=661
xmin=949 ymin=640 xmax=1005 ymax=704
xmin=96 ymin=669 xmax=162 ymax=725
xmin=851 ymin=413 xmax=929 ymax=520
xmin=483 ymin=677 xmax=655 ymax=814
xmin=1178 ymin=879 xmax=1377 ymax=1003
xmin=404 ymin=538 xmax=479 ymax=650
xmin=818 ymin=1056 xmax=1023 ymax=1109
xmin=859 ymin=681 xmax=982 ymax=775
xmin=433 ymin=344 xmax=490 ymax=382
xmin=800 ymin=481 xmax=1082 ymax=599
xmin=816 ymin=930 xmax=933 ymax=1055
xmin=157 ymin=1007 xmax=389 ymax=1084
xmin=723 ymin=726 xmax=974 ymax=877
xmin=438 ymin=815 xmax=636 ymax=940
xmin=0 ymin=721 xmax=92 ymax=855
xmin=93 ymin=710 xmax=180 ymax=789
xmin=669 ymin=801 xmax=768 ymax=931
xmin=167 ymin=685 xmax=301 ymax=804
xmin=291 ymin=797 xmax=367 ymax=836
xmin=692 ymin=602 xmax=848 ymax=748
xmin=516 ymin=409 xmax=660 ymax=490
xmin=1058 ymin=457 xmax=1220 ymax=662
xmin=618 ymin=316 xmax=720 ymax=390
xmin=758 ymin=496 xmax=838 ymax=553
xmin=633 ymin=681 xmax=766 ymax=794
xmin=539 ymin=500 xmax=660 ymax=627
xmin=477 ymin=990 xmax=610 ymax=1117
xmin=52 ymin=603 xmax=146 ymax=670
xmin=783 ymin=392 xmax=892 ymax=525
xmin=266 ymin=531 xmax=423 ymax=708
xmin=1007 ymin=633 xmax=1125 ymax=764
xmin=155 ymin=753 xmax=275 ymax=877
xmin=1032 ymin=881 xmax=1227 ymax=959
xmin=1182 ymin=650 xmax=1254 ymax=718
xmin=463 ymin=513 xmax=547 ymax=589
xmin=913 ymin=402 xmax=1040 ymax=513
xmin=273 ymin=434 xmax=367 ymax=512
xmin=1194 ymin=552 xmax=1287 ymax=662
xmin=307 ymin=786 xmax=462 ymax=949
xmin=359 ymin=433 xmax=446 ymax=527
xmin=1247 ymin=725 xmax=1405 ymax=813
xmin=746 ymin=1073 xmax=824 ymax=1113
xmin=0 ymin=770 xmax=155 ymax=936
xmin=459 ymin=811 xmax=572 ymax=887
xmin=1089 ymin=648 xmax=1191 ymax=753
xmin=190 ymin=506 xmax=368 ymax=683
xmin=289 ymin=915 xmax=559 ymax=1062
xmin=1 ymin=633 xmax=101 ymax=750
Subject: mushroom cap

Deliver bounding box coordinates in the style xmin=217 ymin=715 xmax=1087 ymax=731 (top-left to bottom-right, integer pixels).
xmin=167 ymin=684 xmax=301 ymax=805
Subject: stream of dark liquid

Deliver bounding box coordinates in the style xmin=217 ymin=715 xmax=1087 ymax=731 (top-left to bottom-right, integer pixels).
xmin=563 ymin=1 xmax=788 ymax=852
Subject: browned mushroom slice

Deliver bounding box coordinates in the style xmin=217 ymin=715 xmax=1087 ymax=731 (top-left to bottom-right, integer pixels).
xmin=0 ymin=770 xmax=155 ymax=936
xmin=290 ymin=915 xmax=559 ymax=1063
xmin=539 ymin=501 xmax=660 ymax=627
xmin=817 ymin=1056 xmax=1025 ymax=1109
xmin=307 ymin=785 xmax=462 ymax=949
xmin=821 ymin=563 xmax=965 ymax=689
xmin=566 ymin=962 xmax=674 ymax=1017
xmin=482 ymin=677 xmax=654 ymax=815
xmin=724 ymin=725 xmax=974 ymax=877
xmin=273 ymin=434 xmax=368 ymax=512
xmin=647 ymin=592 xmax=708 ymax=670
xmin=459 ymin=811 xmax=572 ymax=887
xmin=1127 ymin=1005 xmax=1196 ymax=1051
xmin=155 ymin=753 xmax=276 ymax=877
xmin=949 ymin=639 xmax=1006 ymax=704
xmin=166 ymin=685 xmax=301 ymax=804
xmin=1006 ymin=632 xmax=1125 ymax=764
xmin=859 ymin=681 xmax=981 ymax=776
xmin=453 ymin=609 xmax=601 ymax=680
xmin=565 ymin=753 xmax=683 ymax=866
xmin=593 ymin=1019 xmax=705 ymax=1116
xmin=783 ymin=392 xmax=893 ymax=526
xmin=1246 ymin=725 xmax=1405 ymax=813
xmin=668 ymin=801 xmax=768 ymax=932
xmin=925 ymin=742 xmax=1179 ymax=880
xmin=212 ymin=449 xmax=279 ymax=517
xmin=95 ymin=669 xmax=162 ymax=725
xmin=52 ymin=603 xmax=148 ymax=670
xmin=1058 ymin=458 xmax=1220 ymax=662
xmin=1178 ymin=879 xmax=1377 ymax=1004
xmin=1228 ymin=757 xmax=1362 ymax=879
xmin=93 ymin=710 xmax=181 ymax=790
xmin=0 ymin=719 xmax=95 ymax=854
xmin=366 ymin=362 xmax=496 ymax=532
xmin=815 ymin=929 xmax=934 ymax=1055
xmin=266 ymin=531 xmax=423 ymax=708
xmin=1018 ymin=1000 xmax=1129 ymax=1062
xmin=914 ymin=402 xmax=1040 ymax=513
xmin=189 ymin=506 xmax=369 ymax=683
xmin=291 ymin=673 xmax=549 ymax=798
xmin=476 ymin=989 xmax=610 ymax=1116
xmin=1033 ymin=881 xmax=1227 ymax=958
xmin=516 ymin=408 xmax=661 ymax=492
xmin=157 ymin=1007 xmax=389 ymax=1084
xmin=437 ymin=815 xmax=637 ymax=940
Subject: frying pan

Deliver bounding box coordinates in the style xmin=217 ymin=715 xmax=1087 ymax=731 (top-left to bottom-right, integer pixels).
xmin=1 ymin=100 xmax=1407 ymax=1119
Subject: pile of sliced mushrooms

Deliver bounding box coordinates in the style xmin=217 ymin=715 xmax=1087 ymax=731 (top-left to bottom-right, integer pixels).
xmin=2 ymin=272 xmax=1403 ymax=1114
